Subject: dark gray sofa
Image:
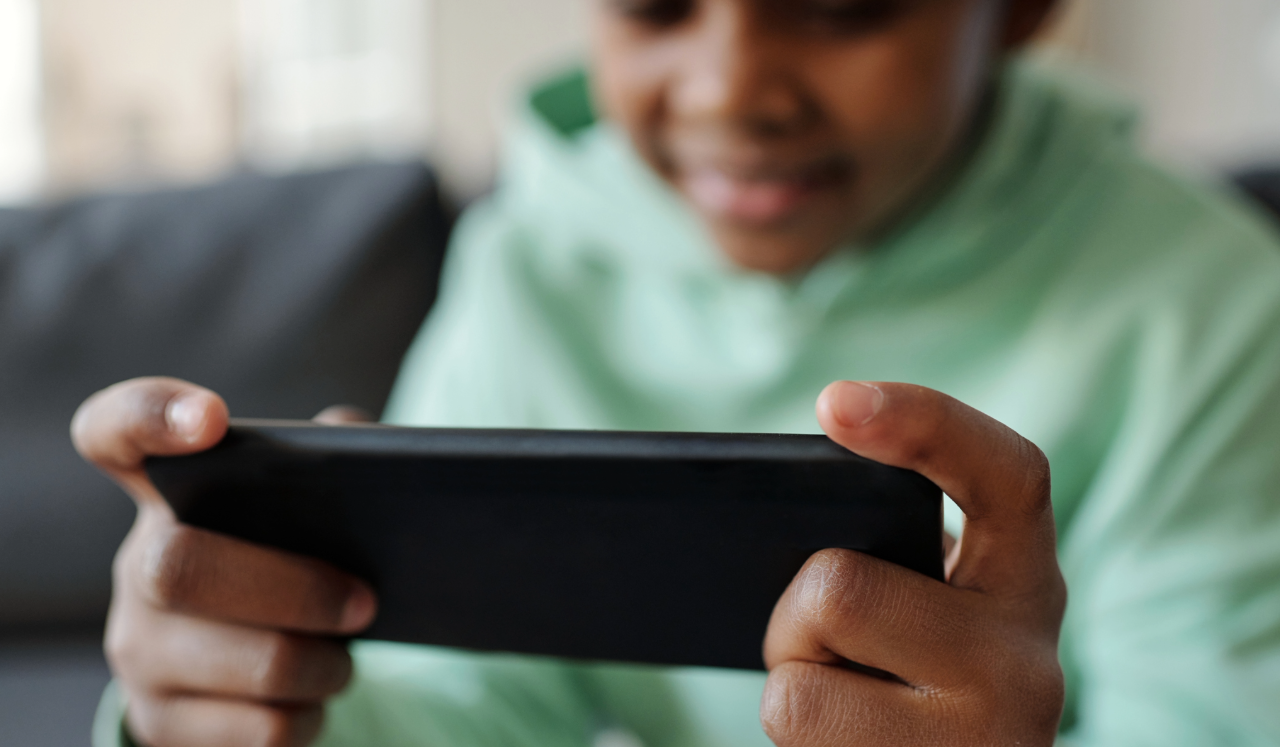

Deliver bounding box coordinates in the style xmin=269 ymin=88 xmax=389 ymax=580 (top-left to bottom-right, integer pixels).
xmin=0 ymin=162 xmax=451 ymax=745
xmin=1237 ymin=168 xmax=1280 ymax=225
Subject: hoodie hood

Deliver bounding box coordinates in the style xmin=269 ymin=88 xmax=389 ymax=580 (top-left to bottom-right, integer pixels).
xmin=494 ymin=55 xmax=1140 ymax=299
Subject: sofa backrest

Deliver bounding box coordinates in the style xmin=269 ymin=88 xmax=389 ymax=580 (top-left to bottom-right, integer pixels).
xmin=0 ymin=162 xmax=451 ymax=631
xmin=1236 ymin=168 xmax=1280 ymax=226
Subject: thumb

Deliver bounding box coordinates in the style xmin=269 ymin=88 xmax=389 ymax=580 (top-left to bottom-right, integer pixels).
xmin=817 ymin=381 xmax=1060 ymax=605
xmin=72 ymin=377 xmax=230 ymax=504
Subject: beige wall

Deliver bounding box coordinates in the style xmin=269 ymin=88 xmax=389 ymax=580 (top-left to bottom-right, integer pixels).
xmin=33 ymin=0 xmax=588 ymax=198
xmin=424 ymin=0 xmax=1280 ymax=189
xmin=429 ymin=0 xmax=588 ymax=196
xmin=39 ymin=0 xmax=240 ymax=194
xmin=1042 ymin=0 xmax=1280 ymax=170
xmin=0 ymin=0 xmax=43 ymax=202
xmin=22 ymin=0 xmax=1280 ymax=200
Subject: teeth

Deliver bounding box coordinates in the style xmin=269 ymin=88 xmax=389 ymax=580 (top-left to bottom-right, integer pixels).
xmin=684 ymin=170 xmax=737 ymax=210
xmin=683 ymin=169 xmax=810 ymax=224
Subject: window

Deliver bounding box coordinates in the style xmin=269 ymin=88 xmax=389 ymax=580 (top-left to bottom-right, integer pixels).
xmin=0 ymin=0 xmax=43 ymax=203
xmin=239 ymin=0 xmax=433 ymax=170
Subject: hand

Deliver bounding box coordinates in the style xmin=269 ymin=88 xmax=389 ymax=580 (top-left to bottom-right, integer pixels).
xmin=761 ymin=382 xmax=1066 ymax=746
xmin=72 ymin=378 xmax=379 ymax=747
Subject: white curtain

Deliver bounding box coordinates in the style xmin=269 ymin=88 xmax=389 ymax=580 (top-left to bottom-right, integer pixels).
xmin=0 ymin=0 xmax=43 ymax=203
xmin=239 ymin=0 xmax=433 ymax=170
xmin=1049 ymin=0 xmax=1280 ymax=170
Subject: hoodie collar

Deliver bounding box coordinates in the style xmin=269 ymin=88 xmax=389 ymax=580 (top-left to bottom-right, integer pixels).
xmin=498 ymin=56 xmax=1138 ymax=305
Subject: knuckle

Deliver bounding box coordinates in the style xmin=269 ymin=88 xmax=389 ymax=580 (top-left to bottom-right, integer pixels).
xmin=1019 ymin=654 xmax=1066 ymax=737
xmin=256 ymin=706 xmax=323 ymax=747
xmin=68 ymin=397 xmax=99 ymax=460
xmin=259 ymin=709 xmax=298 ymax=747
xmin=760 ymin=663 xmax=820 ymax=747
xmin=1015 ymin=439 xmax=1053 ymax=514
xmin=897 ymin=428 xmax=937 ymax=470
xmin=104 ymin=579 xmax=164 ymax=681
xmin=114 ymin=515 xmax=154 ymax=588
xmin=103 ymin=616 xmax=141 ymax=676
xmin=1026 ymin=641 xmax=1066 ymax=701
xmin=985 ymin=637 xmax=1065 ymax=734
xmin=123 ymin=692 xmax=167 ymax=747
xmin=1027 ymin=565 xmax=1069 ymax=622
xmin=112 ymin=536 xmax=136 ymax=587
xmin=794 ymin=549 xmax=876 ymax=629
xmin=140 ymin=525 xmax=204 ymax=610
xmin=324 ymin=646 xmax=355 ymax=694
xmin=894 ymin=388 xmax=952 ymax=466
xmin=251 ymin=634 xmax=305 ymax=698
xmin=1051 ymin=570 xmax=1068 ymax=611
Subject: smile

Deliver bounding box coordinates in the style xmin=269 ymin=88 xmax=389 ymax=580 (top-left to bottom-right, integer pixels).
xmin=677 ymin=159 xmax=852 ymax=226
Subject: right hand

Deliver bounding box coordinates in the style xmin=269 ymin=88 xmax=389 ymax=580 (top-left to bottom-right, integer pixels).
xmin=72 ymin=378 xmax=379 ymax=747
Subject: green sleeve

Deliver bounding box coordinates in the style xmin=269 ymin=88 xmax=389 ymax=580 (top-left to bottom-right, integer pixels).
xmin=317 ymin=643 xmax=599 ymax=747
xmin=91 ymin=681 xmax=138 ymax=747
xmin=1056 ymin=297 xmax=1280 ymax=744
xmin=90 ymin=648 xmax=603 ymax=747
xmin=381 ymin=199 xmax=545 ymax=429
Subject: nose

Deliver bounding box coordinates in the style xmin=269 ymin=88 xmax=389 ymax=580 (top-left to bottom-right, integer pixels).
xmin=670 ymin=2 xmax=815 ymax=136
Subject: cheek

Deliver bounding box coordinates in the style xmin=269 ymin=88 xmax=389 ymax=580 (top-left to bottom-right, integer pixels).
xmin=588 ymin=23 xmax=671 ymax=169
xmin=811 ymin=10 xmax=997 ymax=198
xmin=823 ymin=52 xmax=974 ymax=169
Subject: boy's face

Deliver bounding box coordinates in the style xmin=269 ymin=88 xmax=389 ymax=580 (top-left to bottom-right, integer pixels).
xmin=590 ymin=0 xmax=1054 ymax=274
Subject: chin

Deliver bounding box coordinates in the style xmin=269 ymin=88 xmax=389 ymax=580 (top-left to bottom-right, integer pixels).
xmin=710 ymin=224 xmax=843 ymax=276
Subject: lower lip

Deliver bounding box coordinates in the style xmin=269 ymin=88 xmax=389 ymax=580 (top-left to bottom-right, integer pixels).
xmin=681 ymin=169 xmax=832 ymax=226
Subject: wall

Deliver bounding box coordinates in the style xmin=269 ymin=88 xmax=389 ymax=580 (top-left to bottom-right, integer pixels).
xmin=240 ymin=0 xmax=433 ymax=172
xmin=27 ymin=0 xmax=588 ymax=199
xmin=433 ymin=0 xmax=1280 ymax=191
xmin=38 ymin=0 xmax=240 ymax=194
xmin=1044 ymin=0 xmax=1280 ymax=171
xmin=428 ymin=0 xmax=589 ymax=196
xmin=13 ymin=0 xmax=1280 ymax=201
xmin=0 ymin=0 xmax=44 ymax=202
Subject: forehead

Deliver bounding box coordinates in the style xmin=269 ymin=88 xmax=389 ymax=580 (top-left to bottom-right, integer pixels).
xmin=592 ymin=0 xmax=992 ymax=40
xmin=594 ymin=0 xmax=980 ymax=19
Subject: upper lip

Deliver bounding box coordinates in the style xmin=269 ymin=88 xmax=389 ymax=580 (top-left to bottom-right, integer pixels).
xmin=667 ymin=144 xmax=854 ymax=185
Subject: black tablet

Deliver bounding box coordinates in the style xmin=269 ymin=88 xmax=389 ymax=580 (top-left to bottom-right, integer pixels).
xmin=146 ymin=420 xmax=943 ymax=670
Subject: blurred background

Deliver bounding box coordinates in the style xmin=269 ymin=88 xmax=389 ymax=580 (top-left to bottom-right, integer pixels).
xmin=0 ymin=0 xmax=589 ymax=204
xmin=1 ymin=1 xmax=1279 ymax=745
xmin=2 ymin=0 xmax=1280 ymax=207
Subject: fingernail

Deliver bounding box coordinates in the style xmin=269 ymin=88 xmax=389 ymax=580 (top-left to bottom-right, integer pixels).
xmin=165 ymin=394 xmax=208 ymax=442
xmin=831 ymin=381 xmax=885 ymax=427
xmin=341 ymin=585 xmax=377 ymax=631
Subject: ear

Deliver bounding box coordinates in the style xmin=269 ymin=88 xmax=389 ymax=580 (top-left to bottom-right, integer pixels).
xmin=1000 ymin=0 xmax=1061 ymax=49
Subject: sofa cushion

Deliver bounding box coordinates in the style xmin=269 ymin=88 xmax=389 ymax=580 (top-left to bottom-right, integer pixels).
xmin=1236 ymin=168 xmax=1280 ymax=224
xmin=0 ymin=163 xmax=450 ymax=630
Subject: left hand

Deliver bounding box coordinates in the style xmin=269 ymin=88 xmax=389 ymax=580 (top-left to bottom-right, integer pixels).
xmin=761 ymin=381 xmax=1066 ymax=746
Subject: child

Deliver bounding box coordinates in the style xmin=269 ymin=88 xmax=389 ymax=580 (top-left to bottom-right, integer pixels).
xmin=76 ymin=0 xmax=1280 ymax=745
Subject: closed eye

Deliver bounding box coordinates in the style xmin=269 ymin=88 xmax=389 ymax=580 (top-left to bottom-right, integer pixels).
xmin=796 ymin=0 xmax=908 ymax=34
xmin=606 ymin=0 xmax=695 ymax=27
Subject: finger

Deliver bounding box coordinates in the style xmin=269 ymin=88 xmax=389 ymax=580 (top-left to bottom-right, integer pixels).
xmin=760 ymin=661 xmax=944 ymax=747
xmin=72 ymin=377 xmax=229 ymax=501
xmin=762 ymin=549 xmax=979 ymax=686
xmin=816 ymin=382 xmax=1060 ymax=600
xmin=312 ymin=405 xmax=375 ymax=425
xmin=127 ymin=693 xmax=324 ymax=747
xmin=943 ymin=530 xmax=957 ymax=558
xmin=129 ymin=518 xmax=376 ymax=635
xmin=108 ymin=611 xmax=352 ymax=703
xmin=943 ymin=530 xmax=963 ymax=579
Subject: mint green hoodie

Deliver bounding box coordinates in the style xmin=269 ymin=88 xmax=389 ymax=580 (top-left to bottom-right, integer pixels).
xmin=97 ymin=58 xmax=1280 ymax=746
